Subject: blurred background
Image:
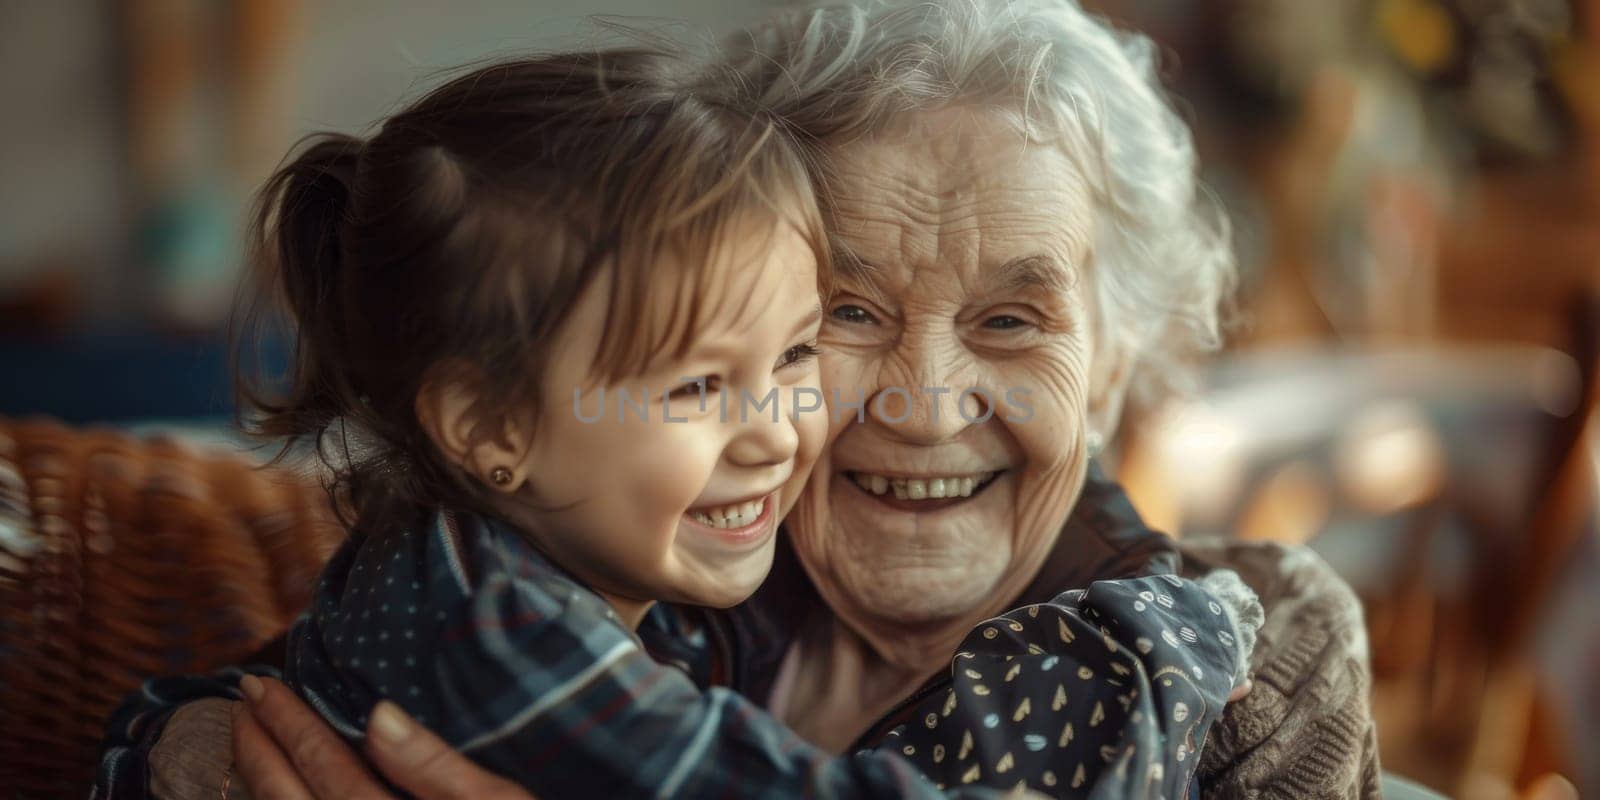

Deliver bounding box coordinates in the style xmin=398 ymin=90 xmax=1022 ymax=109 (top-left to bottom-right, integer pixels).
xmin=0 ymin=0 xmax=1596 ymax=798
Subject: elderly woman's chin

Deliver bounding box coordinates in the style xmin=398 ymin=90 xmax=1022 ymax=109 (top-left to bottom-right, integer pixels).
xmin=787 ymin=455 xmax=1085 ymax=629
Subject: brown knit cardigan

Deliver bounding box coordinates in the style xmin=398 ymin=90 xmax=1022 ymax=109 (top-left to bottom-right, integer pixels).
xmin=1184 ymin=539 xmax=1383 ymax=799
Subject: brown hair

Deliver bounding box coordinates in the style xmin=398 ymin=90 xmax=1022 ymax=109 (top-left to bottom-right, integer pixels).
xmin=236 ymin=46 xmax=827 ymax=528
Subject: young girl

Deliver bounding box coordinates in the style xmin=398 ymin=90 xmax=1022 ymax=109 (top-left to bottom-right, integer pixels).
xmin=227 ymin=46 xmax=1259 ymax=799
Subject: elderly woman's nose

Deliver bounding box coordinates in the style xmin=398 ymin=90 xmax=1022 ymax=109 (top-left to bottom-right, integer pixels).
xmin=865 ymin=384 xmax=982 ymax=444
xmin=863 ymin=333 xmax=984 ymax=442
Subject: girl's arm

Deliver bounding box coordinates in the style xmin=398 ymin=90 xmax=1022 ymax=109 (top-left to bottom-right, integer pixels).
xmin=353 ymin=563 xmax=1002 ymax=798
xmin=235 ymin=676 xmax=533 ymax=800
xmin=231 ymin=678 xmax=1055 ymax=800
xmin=287 ymin=512 xmax=1017 ymax=799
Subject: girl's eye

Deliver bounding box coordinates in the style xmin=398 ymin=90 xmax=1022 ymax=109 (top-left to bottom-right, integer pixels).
xmin=669 ymin=376 xmax=718 ymax=399
xmin=831 ymin=304 xmax=878 ymax=325
xmin=777 ymin=342 xmax=821 ymax=370
xmin=983 ymin=315 xmax=1029 ymax=330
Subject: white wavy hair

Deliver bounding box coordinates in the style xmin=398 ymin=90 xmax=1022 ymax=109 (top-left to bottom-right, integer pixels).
xmin=710 ymin=0 xmax=1236 ymax=401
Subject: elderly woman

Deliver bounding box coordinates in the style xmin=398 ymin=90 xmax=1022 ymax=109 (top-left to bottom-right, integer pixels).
xmin=99 ymin=1 xmax=1379 ymax=798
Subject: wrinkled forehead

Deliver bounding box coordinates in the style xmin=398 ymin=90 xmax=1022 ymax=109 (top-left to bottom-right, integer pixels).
xmin=823 ymin=108 xmax=1095 ymax=295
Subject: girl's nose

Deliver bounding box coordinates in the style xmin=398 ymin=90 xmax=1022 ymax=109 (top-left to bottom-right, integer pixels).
xmin=725 ymin=388 xmax=800 ymax=468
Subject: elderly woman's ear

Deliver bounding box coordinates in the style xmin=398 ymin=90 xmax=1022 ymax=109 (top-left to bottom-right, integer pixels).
xmin=1085 ymin=339 xmax=1136 ymax=450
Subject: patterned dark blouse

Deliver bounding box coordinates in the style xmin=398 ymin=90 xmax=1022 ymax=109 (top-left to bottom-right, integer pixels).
xmin=882 ymin=573 xmax=1254 ymax=798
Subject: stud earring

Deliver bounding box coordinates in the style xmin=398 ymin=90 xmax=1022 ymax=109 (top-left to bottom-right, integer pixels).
xmin=1086 ymin=431 xmax=1105 ymax=456
xmin=489 ymin=466 xmax=513 ymax=487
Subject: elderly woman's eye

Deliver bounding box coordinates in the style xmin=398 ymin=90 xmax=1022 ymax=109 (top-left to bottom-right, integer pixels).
xmin=831 ymin=304 xmax=878 ymax=325
xmin=983 ymin=315 xmax=1028 ymax=330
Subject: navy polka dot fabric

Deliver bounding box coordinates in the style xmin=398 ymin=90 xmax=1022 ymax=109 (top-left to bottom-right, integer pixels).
xmin=879 ymin=574 xmax=1246 ymax=798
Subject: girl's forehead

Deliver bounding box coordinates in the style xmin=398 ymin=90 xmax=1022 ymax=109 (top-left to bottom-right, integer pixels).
xmin=573 ymin=187 xmax=826 ymax=387
xmin=636 ymin=221 xmax=820 ymax=371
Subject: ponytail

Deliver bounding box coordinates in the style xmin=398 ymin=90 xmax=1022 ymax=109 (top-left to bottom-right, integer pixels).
xmin=235 ymin=134 xmax=364 ymax=448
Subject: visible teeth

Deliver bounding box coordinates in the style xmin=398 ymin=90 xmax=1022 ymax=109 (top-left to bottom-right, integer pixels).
xmin=689 ymin=497 xmax=766 ymax=529
xmin=849 ymin=472 xmax=995 ymax=500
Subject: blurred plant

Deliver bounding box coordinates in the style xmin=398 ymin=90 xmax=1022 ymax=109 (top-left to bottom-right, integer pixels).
xmin=1376 ymin=0 xmax=1581 ymax=161
xmin=121 ymin=0 xmax=300 ymax=330
xmin=1096 ymin=0 xmax=1588 ymax=344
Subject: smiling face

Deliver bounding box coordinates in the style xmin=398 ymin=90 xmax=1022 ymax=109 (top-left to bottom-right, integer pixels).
xmin=784 ymin=109 xmax=1108 ymax=649
xmin=498 ymin=218 xmax=827 ymax=620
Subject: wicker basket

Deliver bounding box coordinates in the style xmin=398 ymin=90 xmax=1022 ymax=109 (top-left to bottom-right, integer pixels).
xmin=0 ymin=417 xmax=341 ymax=798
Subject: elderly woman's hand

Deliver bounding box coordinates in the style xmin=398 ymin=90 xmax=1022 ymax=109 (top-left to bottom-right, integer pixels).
xmin=233 ymin=675 xmax=532 ymax=800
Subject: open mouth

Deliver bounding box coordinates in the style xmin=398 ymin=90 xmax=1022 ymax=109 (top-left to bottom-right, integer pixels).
xmin=686 ymin=495 xmax=768 ymax=529
xmin=843 ymin=470 xmax=1004 ymax=511
xmin=682 ymin=492 xmax=777 ymax=543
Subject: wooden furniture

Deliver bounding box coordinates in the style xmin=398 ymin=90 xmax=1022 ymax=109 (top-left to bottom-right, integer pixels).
xmin=0 ymin=417 xmax=339 ymax=797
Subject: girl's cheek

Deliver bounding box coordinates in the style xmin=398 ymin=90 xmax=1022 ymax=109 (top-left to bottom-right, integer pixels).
xmin=653 ymin=422 xmax=724 ymax=504
xmin=779 ymin=401 xmax=829 ymax=517
xmin=797 ymin=401 xmax=828 ymax=468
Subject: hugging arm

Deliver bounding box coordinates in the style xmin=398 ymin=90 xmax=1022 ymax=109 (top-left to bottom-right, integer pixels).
xmin=94 ymin=665 xmax=280 ymax=799
xmin=889 ymin=574 xmax=1257 ymax=798
xmin=300 ymin=562 xmax=1016 ymax=800
xmin=234 ymin=675 xmax=533 ymax=800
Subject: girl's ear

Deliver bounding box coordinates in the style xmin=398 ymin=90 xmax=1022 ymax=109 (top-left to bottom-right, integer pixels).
xmin=415 ymin=369 xmax=531 ymax=493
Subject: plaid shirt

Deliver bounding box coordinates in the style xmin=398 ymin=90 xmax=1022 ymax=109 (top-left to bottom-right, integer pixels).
xmin=284 ymin=508 xmax=1023 ymax=798
xmin=95 ymin=471 xmax=1188 ymax=799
